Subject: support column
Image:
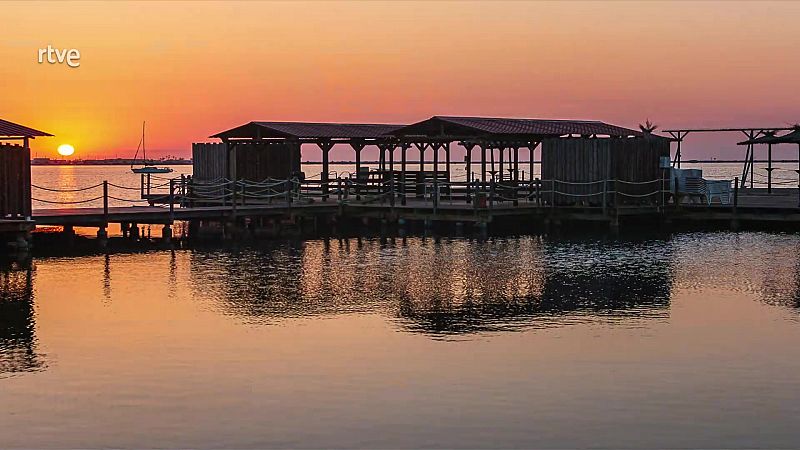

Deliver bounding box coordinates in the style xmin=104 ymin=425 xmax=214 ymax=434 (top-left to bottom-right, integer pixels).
xmin=480 ymin=145 xmax=487 ymax=184
xmin=464 ymin=143 xmax=474 ymax=203
xmin=414 ymin=142 xmax=428 ymax=199
xmin=445 ymin=142 xmax=451 ymax=182
xmin=498 ymin=147 xmax=504 ymax=182
xmin=417 ymin=143 xmax=427 ymax=172
xmin=401 ymin=143 xmax=409 ymax=205
xmin=513 ymin=146 xmax=520 ymax=181
xmin=767 ymin=142 xmax=773 ymax=194
xmin=529 ymin=142 xmax=539 ymax=182
xmin=318 ymin=140 xmax=334 ymax=201
xmin=377 ymin=142 xmax=397 ymax=202
xmin=350 ymin=141 xmax=366 ymax=200
xmin=490 ymin=146 xmax=496 ymax=180
xmin=433 ymin=143 xmax=439 ymax=174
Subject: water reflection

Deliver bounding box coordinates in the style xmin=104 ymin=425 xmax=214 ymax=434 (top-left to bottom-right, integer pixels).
xmin=0 ymin=259 xmax=45 ymax=376
xmin=670 ymin=232 xmax=800 ymax=310
xmin=188 ymin=236 xmax=676 ymax=335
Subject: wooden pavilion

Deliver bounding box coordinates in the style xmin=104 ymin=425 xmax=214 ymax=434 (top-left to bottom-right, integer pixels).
xmin=738 ymin=126 xmax=800 ymax=192
xmin=197 ymin=116 xmax=665 ymax=205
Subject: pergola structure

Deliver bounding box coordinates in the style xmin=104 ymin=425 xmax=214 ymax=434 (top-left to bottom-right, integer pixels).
xmin=211 ymin=116 xmax=644 ymax=184
xmin=211 ymin=121 xmax=404 ymax=194
xmin=738 ymin=126 xmax=800 ymax=192
xmin=391 ymin=116 xmax=644 ymax=184
xmin=662 ymin=126 xmax=794 ymax=189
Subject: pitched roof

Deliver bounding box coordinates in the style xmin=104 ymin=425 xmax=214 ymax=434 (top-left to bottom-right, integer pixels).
xmin=394 ymin=116 xmax=643 ymax=138
xmin=0 ymin=118 xmax=53 ymax=138
xmin=770 ymin=129 xmax=800 ymax=144
xmin=211 ymin=121 xmax=404 ymax=140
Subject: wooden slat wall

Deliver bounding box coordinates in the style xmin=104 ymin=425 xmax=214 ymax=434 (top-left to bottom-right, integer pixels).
xmin=192 ymin=143 xmax=228 ymax=182
xmin=234 ymin=142 xmax=301 ymax=181
xmin=542 ymin=137 xmax=669 ymax=206
xmin=192 ymin=141 xmax=302 ymax=183
xmin=0 ymin=144 xmax=31 ymax=218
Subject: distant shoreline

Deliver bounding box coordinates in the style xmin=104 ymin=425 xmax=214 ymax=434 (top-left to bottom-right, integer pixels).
xmin=30 ymin=159 xmax=800 ymax=166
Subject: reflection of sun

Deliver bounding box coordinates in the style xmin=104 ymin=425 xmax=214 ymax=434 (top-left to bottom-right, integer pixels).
xmin=57 ymin=144 xmax=75 ymax=156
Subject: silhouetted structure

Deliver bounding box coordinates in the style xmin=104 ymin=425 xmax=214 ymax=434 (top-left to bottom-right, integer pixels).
xmin=0 ymin=119 xmax=52 ymax=218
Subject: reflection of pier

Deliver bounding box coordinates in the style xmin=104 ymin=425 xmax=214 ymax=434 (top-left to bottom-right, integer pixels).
xmin=186 ymin=237 xmax=674 ymax=335
xmin=0 ymin=259 xmax=45 ymax=375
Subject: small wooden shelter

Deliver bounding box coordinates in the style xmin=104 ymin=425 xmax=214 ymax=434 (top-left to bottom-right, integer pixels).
xmin=0 ymin=119 xmax=52 ymax=218
xmin=195 ymin=121 xmax=403 ymax=183
xmin=737 ymin=126 xmax=800 ymax=192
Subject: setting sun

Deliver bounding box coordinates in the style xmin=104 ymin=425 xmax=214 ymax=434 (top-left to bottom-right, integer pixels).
xmin=57 ymin=144 xmax=75 ymax=156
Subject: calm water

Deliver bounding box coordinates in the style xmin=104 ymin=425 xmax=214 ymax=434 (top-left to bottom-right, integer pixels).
xmin=2 ymin=232 xmax=800 ymax=448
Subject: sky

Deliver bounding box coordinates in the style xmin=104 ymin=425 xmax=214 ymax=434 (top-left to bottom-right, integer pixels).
xmin=2 ymin=1 xmax=800 ymax=160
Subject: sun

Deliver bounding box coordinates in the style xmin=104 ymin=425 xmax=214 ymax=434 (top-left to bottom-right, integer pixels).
xmin=57 ymin=144 xmax=75 ymax=156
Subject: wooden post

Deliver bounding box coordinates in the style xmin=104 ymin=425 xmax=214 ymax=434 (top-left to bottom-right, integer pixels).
xmin=103 ymin=180 xmax=109 ymax=221
xmin=767 ymin=143 xmax=773 ymax=194
xmin=464 ymin=143 xmax=474 ymax=204
xmin=351 ymin=141 xmax=365 ymax=201
xmin=733 ymin=177 xmax=739 ymax=208
xmin=750 ymin=142 xmax=755 ymax=188
xmin=490 ymin=146 xmax=496 ymax=178
xmin=319 ymin=141 xmax=333 ymax=201
xmin=388 ymin=144 xmax=395 ymax=203
xmin=498 ymin=146 xmax=504 ymax=182
xmin=354 ymin=143 xmax=362 ymax=177
xmin=169 ymin=179 xmax=175 ymax=221
xmin=433 ymin=142 xmax=439 ymax=175
xmin=513 ymin=146 xmax=519 ymax=181
xmin=480 ymin=144 xmax=487 ymax=185
xmin=417 ymin=143 xmax=426 ymax=172
xmin=445 ymin=142 xmax=451 ymax=183
xmin=401 ymin=143 xmax=408 ymax=205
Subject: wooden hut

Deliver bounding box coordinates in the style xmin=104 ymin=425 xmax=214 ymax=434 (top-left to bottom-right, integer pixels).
xmin=0 ymin=119 xmax=52 ymax=218
xmin=192 ymin=141 xmax=301 ymax=182
xmin=199 ymin=121 xmax=403 ymax=183
xmin=541 ymin=134 xmax=671 ymax=206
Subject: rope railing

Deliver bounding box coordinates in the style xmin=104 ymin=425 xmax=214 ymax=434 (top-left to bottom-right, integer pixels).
xmin=32 ymin=183 xmax=103 ymax=192
xmin=31 ymin=173 xmax=797 ymax=212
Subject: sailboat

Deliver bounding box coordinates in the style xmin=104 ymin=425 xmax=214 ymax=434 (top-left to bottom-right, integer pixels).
xmin=131 ymin=121 xmax=173 ymax=174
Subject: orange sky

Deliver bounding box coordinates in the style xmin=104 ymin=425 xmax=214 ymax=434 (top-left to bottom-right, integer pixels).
xmin=2 ymin=1 xmax=800 ymax=159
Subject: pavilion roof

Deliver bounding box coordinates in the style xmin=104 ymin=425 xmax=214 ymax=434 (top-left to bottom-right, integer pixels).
xmin=737 ymin=129 xmax=800 ymax=145
xmin=0 ymin=118 xmax=53 ymax=138
xmin=769 ymin=128 xmax=800 ymax=144
xmin=210 ymin=121 xmax=404 ymax=140
xmin=392 ymin=116 xmax=645 ymax=138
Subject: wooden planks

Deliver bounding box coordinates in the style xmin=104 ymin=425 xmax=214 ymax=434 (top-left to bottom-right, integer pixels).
xmin=541 ymin=137 xmax=669 ymax=206
xmin=0 ymin=143 xmax=31 ymax=218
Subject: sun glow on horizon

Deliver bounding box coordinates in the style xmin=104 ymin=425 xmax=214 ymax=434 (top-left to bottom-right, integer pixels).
xmin=57 ymin=144 xmax=75 ymax=156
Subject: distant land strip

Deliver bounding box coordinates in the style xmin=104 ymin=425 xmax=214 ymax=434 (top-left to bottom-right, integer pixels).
xmin=30 ymin=158 xmax=800 ymax=166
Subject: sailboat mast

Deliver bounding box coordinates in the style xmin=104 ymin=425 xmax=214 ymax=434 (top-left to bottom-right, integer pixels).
xmin=142 ymin=121 xmax=146 ymax=164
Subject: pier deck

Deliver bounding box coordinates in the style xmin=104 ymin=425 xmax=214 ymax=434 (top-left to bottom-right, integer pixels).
xmin=28 ymin=187 xmax=800 ymax=230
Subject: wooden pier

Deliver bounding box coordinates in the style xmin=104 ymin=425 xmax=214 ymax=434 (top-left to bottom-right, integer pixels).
xmin=22 ymin=177 xmax=800 ymax=249
xmin=5 ymin=116 xmax=800 ymax=253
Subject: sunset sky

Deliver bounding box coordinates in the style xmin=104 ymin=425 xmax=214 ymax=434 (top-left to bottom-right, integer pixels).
xmin=2 ymin=1 xmax=800 ymax=160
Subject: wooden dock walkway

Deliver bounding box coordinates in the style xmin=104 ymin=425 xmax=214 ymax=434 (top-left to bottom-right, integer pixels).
xmin=5 ymin=177 xmax=795 ymax=253
xmin=27 ymin=187 xmax=800 ymax=229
